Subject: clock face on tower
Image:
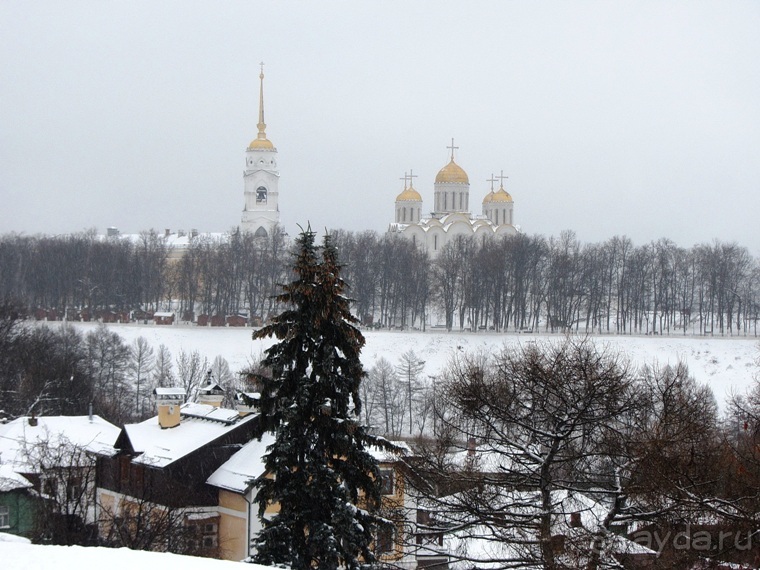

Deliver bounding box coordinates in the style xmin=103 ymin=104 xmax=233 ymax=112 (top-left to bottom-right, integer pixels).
xmin=256 ymin=186 xmax=267 ymax=204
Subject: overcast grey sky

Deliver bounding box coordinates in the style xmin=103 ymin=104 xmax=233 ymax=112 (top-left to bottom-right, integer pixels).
xmin=2 ymin=1 xmax=759 ymax=250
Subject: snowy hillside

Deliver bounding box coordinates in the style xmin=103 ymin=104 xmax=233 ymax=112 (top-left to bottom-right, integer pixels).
xmin=0 ymin=535 xmax=270 ymax=570
xmin=58 ymin=322 xmax=759 ymax=409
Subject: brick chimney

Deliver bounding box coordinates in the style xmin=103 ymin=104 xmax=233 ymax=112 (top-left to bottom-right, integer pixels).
xmin=154 ymin=387 xmax=186 ymax=429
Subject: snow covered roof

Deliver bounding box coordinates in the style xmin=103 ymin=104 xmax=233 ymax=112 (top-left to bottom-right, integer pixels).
xmin=0 ymin=415 xmax=120 ymax=473
xmin=121 ymin=403 xmax=256 ymax=468
xmin=207 ymin=433 xmax=275 ymax=493
xmin=0 ymin=464 xmax=33 ymax=492
xmin=368 ymin=439 xmax=411 ymax=463
xmin=438 ymin=488 xmax=656 ymax=568
xmin=207 ymin=437 xmax=410 ymax=494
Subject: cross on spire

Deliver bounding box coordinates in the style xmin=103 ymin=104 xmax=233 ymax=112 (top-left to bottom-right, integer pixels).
xmin=408 ymin=169 xmax=418 ymax=187
xmin=497 ymin=169 xmax=508 ymax=189
xmin=259 ymin=61 xmax=265 ymax=78
xmin=447 ymin=138 xmax=459 ymax=161
xmin=399 ymin=172 xmax=408 ymax=189
xmin=487 ymin=174 xmax=498 ymax=192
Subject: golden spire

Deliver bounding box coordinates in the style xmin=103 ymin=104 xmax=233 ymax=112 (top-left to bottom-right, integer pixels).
xmin=248 ymin=62 xmax=274 ymax=150
xmin=257 ymin=62 xmax=267 ymax=139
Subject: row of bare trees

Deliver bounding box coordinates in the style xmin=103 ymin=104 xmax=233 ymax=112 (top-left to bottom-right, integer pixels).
xmin=0 ymin=308 xmax=241 ymax=425
xmin=431 ymin=232 xmax=760 ymax=335
xmin=0 ymin=227 xmax=288 ymax=322
xmin=1 ymin=228 xmax=758 ymax=335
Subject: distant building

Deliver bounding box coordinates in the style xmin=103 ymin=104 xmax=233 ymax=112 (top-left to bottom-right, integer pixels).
xmin=389 ymin=140 xmax=518 ymax=256
xmin=240 ymin=63 xmax=280 ymax=238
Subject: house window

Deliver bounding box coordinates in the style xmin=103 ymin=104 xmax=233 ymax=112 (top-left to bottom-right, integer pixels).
xmin=380 ymin=468 xmax=395 ymax=495
xmin=0 ymin=505 xmax=9 ymax=528
xmin=67 ymin=476 xmax=82 ymax=500
xmin=43 ymin=478 xmax=58 ymax=498
xmin=376 ymin=523 xmax=396 ymax=554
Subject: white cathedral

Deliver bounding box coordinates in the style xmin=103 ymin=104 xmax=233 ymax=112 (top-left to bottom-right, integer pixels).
xmin=388 ymin=140 xmax=518 ymax=255
xmin=239 ymin=66 xmax=518 ymax=248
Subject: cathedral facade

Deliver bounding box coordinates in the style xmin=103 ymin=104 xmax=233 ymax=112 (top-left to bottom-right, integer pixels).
xmin=241 ymin=65 xmax=280 ymax=237
xmin=389 ymin=141 xmax=518 ymax=255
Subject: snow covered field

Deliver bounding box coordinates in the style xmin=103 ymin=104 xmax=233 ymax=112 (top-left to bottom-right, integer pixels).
xmin=59 ymin=322 xmax=759 ymax=410
xmin=0 ymin=534 xmax=269 ymax=570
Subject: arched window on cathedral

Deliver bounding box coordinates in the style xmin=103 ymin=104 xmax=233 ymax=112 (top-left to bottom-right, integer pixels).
xmin=444 ymin=193 xmax=447 ymax=210
xmin=254 ymin=226 xmax=268 ymax=238
xmin=509 ymin=209 xmax=513 ymax=225
xmin=459 ymin=193 xmax=463 ymax=211
xmin=434 ymin=235 xmax=438 ymax=250
xmin=403 ymin=207 xmax=406 ymax=222
xmin=495 ymin=209 xmax=499 ymax=225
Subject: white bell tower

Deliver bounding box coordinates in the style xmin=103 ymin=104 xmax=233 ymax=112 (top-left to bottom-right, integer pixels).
xmin=241 ymin=63 xmax=280 ymax=237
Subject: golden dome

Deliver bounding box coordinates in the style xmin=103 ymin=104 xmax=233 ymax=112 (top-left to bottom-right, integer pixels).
xmin=396 ymin=185 xmax=422 ymax=202
xmin=483 ymin=188 xmax=513 ymax=203
xmin=248 ymin=137 xmax=274 ymax=150
xmin=435 ymin=159 xmax=469 ymax=184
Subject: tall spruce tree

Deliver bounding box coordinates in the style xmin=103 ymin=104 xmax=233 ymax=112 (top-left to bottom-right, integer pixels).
xmin=249 ymin=229 xmax=393 ymax=569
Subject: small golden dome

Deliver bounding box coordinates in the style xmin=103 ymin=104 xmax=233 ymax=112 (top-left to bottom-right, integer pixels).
xmin=483 ymin=188 xmax=513 ymax=203
xmin=435 ymin=159 xmax=469 ymax=184
xmin=396 ymin=185 xmax=422 ymax=202
xmin=248 ymin=137 xmax=274 ymax=150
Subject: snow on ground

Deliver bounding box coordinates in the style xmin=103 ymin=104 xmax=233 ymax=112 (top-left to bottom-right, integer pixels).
xmin=55 ymin=322 xmax=759 ymax=409
xmin=0 ymin=537 xmax=271 ymax=569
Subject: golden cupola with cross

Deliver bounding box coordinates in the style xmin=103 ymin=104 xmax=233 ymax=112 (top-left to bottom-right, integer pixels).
xmin=433 ymin=139 xmax=470 ymax=216
xmin=395 ymin=171 xmax=422 ymax=224
xmin=241 ymin=63 xmax=280 ymax=238
xmin=482 ymin=171 xmax=514 ymax=226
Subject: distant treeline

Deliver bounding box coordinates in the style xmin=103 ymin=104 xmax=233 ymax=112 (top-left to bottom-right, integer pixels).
xmin=1 ymin=228 xmax=758 ymax=335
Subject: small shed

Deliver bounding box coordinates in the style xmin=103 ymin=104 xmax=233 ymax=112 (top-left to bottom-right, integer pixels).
xmin=154 ymin=311 xmax=175 ymax=325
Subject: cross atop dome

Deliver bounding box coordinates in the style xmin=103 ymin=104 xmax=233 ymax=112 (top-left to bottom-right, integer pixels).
xmin=497 ymin=170 xmax=508 ymax=190
xmin=447 ymin=138 xmax=459 ymax=161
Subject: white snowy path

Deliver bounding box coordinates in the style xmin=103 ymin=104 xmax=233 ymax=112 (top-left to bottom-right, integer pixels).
xmin=59 ymin=322 xmax=759 ymax=409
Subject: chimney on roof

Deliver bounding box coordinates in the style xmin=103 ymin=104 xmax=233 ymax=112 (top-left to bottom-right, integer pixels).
xmin=28 ymin=413 xmax=38 ymax=427
xmin=154 ymin=387 xmax=186 ymax=429
xmin=197 ymin=371 xmax=225 ymax=408
xmin=165 ymin=228 xmax=171 ymax=238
